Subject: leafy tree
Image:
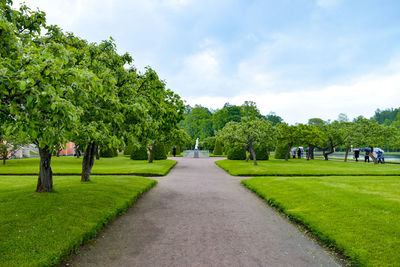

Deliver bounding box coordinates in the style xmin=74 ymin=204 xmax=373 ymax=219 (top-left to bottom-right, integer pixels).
xmin=276 ymin=123 xmax=301 ymax=161
xmin=212 ymin=103 xmax=242 ymax=131
xmin=218 ymin=117 xmax=275 ymax=165
xmin=179 ymin=105 xmax=213 ymax=139
xmin=354 ymin=117 xmax=395 ymax=164
xmin=200 ymin=136 xmax=216 ymax=151
xmin=373 ymin=108 xmax=399 ymax=125
xmin=298 ymin=124 xmax=325 ymax=160
xmin=241 ymin=101 xmax=262 ymax=118
xmin=136 ymin=68 xmax=185 ymax=163
xmin=265 ymin=112 xmax=283 ymax=125
xmin=1 ymin=4 xmax=86 ymax=192
xmin=168 ymin=128 xmax=192 ymax=153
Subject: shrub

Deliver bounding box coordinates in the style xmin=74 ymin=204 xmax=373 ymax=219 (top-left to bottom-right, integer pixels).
xmin=100 ymin=146 xmax=118 ymax=158
xmin=227 ymin=145 xmax=246 ymax=160
xmin=250 ymin=145 xmax=269 ymax=160
xmin=274 ymin=142 xmax=288 ymax=159
xmin=154 ymin=143 xmax=167 ymax=160
xmin=213 ymin=139 xmax=223 ymax=155
xmin=130 ymin=144 xmax=148 ymax=160
xmin=202 ymin=136 xmax=216 ymax=150
xmin=124 ymin=143 xmax=134 ymax=155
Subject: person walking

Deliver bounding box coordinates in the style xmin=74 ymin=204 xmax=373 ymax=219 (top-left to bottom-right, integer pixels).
xmin=297 ymin=148 xmax=301 ymax=159
xmin=172 ymin=147 xmax=177 ymax=157
xmin=364 ymin=149 xmax=370 ymax=163
xmin=377 ymin=150 xmax=385 ymax=164
xmin=354 ymin=149 xmax=360 ymax=162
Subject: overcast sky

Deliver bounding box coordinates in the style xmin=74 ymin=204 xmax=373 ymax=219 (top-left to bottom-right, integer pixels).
xmin=13 ymin=0 xmax=400 ymax=123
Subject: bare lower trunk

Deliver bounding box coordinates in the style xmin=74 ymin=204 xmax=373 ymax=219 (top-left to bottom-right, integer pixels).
xmin=249 ymin=145 xmax=257 ymax=165
xmin=323 ymin=149 xmax=334 ymax=160
xmin=344 ymin=146 xmax=350 ymax=162
xmin=2 ymin=158 xmax=5 ymax=165
xmin=81 ymin=141 xmax=96 ymax=182
xmin=370 ymin=147 xmax=378 ymax=164
xmin=285 ymin=142 xmax=292 ymax=161
xmin=36 ymin=147 xmax=53 ymax=193
xmin=95 ymin=145 xmax=100 ymax=160
xmin=310 ymin=146 xmax=315 ymax=159
xmin=56 ymin=150 xmax=60 ymax=157
xmin=148 ymin=145 xmax=154 ymax=163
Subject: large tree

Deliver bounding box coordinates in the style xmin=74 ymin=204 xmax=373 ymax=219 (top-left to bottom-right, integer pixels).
xmin=1 ymin=3 xmax=85 ymax=192
xmin=218 ymin=117 xmax=275 ymax=165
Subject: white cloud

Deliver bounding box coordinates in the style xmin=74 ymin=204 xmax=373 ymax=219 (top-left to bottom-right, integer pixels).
xmin=184 ymin=67 xmax=400 ymax=124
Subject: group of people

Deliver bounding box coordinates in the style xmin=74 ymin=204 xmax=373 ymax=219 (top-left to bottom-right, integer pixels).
xmin=353 ymin=148 xmax=385 ymax=164
xmin=291 ymin=147 xmax=304 ymax=159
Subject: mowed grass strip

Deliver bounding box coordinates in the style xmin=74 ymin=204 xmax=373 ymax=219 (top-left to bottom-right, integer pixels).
xmin=242 ymin=176 xmax=400 ymax=266
xmin=216 ymin=158 xmax=400 ymax=176
xmin=0 ymin=175 xmax=157 ymax=266
xmin=0 ymin=156 xmax=177 ymax=176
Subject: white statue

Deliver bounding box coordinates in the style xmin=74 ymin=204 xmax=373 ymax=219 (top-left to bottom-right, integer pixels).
xmin=195 ymin=138 xmax=199 ymax=150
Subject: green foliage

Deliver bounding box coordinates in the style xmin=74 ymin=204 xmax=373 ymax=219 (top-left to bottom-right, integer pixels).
xmin=242 ymin=176 xmax=400 ymax=266
xmin=373 ymin=108 xmax=399 ymax=125
xmin=250 ymin=145 xmax=269 ymax=160
xmin=201 ymin=136 xmax=216 ymax=150
xmin=154 ymin=143 xmax=167 ymax=160
xmin=217 ymin=117 xmax=276 ymax=164
xmin=100 ymin=146 xmax=118 ymax=158
xmin=213 ymin=139 xmax=223 ymax=155
xmin=130 ymin=144 xmax=148 ymax=160
xmin=123 ymin=143 xmax=134 ymax=155
xmin=179 ymin=105 xmax=214 ymax=139
xmin=274 ymin=142 xmax=288 ymax=159
xmin=227 ymin=145 xmax=246 ymax=160
xmin=0 ymin=175 xmax=156 ymax=266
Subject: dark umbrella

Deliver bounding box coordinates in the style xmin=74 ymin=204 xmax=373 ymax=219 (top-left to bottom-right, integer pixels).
xmin=363 ymin=147 xmax=371 ymax=151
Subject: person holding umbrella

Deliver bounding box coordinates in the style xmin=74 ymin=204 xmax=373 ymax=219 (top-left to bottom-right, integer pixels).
xmin=353 ymin=148 xmax=360 ymax=162
xmin=375 ymin=148 xmax=385 ymax=164
xmin=364 ymin=148 xmax=371 ymax=163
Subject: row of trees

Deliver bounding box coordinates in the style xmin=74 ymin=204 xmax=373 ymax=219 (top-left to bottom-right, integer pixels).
xmin=216 ymin=114 xmax=400 ymax=165
xmin=179 ymin=101 xmax=283 ymax=140
xmin=0 ymin=1 xmax=185 ymax=192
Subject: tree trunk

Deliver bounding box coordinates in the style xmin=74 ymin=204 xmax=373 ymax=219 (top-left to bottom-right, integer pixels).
xmin=95 ymin=145 xmax=100 ymax=160
xmin=370 ymin=146 xmax=378 ymax=164
xmin=285 ymin=142 xmax=292 ymax=161
xmin=308 ymin=145 xmax=314 ymax=159
xmin=148 ymin=145 xmax=154 ymax=163
xmin=81 ymin=141 xmax=96 ymax=182
xmin=36 ymin=147 xmax=53 ymax=193
xmin=3 ymin=158 xmax=6 ymax=165
xmin=56 ymin=149 xmax=60 ymax=157
xmin=344 ymin=148 xmax=349 ymax=162
xmin=249 ymin=145 xmax=257 ymax=165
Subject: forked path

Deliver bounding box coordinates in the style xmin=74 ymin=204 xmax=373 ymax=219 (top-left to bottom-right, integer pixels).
xmin=70 ymin=158 xmax=340 ymax=266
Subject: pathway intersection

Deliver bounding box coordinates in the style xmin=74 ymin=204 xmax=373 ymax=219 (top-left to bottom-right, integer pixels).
xmin=69 ymin=157 xmax=340 ymax=266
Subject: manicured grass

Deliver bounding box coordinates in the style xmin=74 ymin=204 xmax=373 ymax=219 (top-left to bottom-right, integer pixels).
xmin=0 ymin=156 xmax=177 ymax=176
xmin=0 ymin=175 xmax=156 ymax=266
xmin=242 ymin=176 xmax=400 ymax=266
xmin=216 ymin=158 xmax=400 ymax=176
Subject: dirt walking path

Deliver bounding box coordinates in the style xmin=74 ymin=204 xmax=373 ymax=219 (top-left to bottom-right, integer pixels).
xmin=69 ymin=157 xmax=340 ymax=266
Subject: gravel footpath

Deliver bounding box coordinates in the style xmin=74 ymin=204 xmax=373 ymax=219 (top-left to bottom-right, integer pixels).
xmin=68 ymin=157 xmax=341 ymax=267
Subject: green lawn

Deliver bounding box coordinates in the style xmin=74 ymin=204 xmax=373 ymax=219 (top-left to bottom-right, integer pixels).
xmin=216 ymin=158 xmax=400 ymax=176
xmin=0 ymin=156 xmax=177 ymax=176
xmin=242 ymin=176 xmax=400 ymax=266
xmin=0 ymin=175 xmax=156 ymax=266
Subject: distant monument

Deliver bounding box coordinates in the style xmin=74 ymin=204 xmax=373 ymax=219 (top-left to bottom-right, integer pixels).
xmin=182 ymin=138 xmax=210 ymax=158
xmin=194 ymin=138 xmax=199 ymax=158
